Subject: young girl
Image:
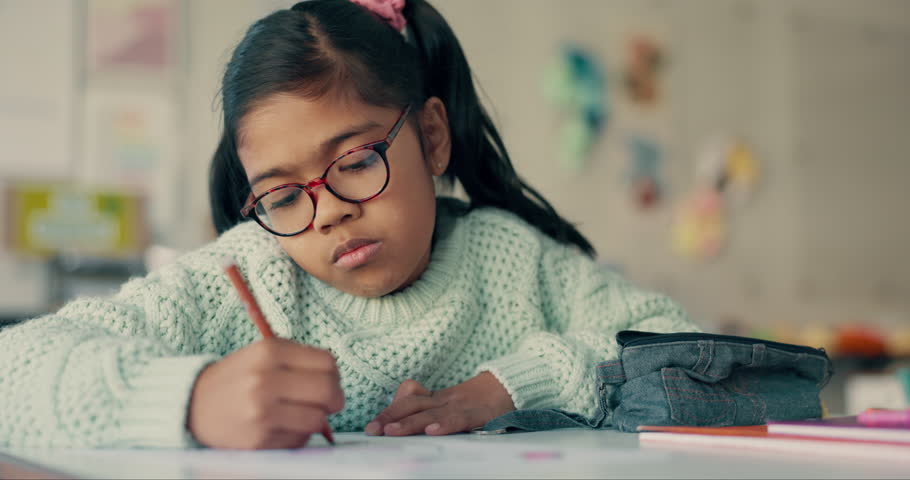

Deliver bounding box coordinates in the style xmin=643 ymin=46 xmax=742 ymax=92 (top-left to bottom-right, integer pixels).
xmin=0 ymin=0 xmax=697 ymax=450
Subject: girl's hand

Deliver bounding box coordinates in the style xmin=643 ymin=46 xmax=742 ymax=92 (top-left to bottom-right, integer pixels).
xmin=365 ymin=372 xmax=515 ymax=436
xmin=187 ymin=337 xmax=344 ymax=449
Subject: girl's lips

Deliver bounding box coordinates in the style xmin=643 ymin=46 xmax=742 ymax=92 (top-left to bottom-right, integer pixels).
xmin=333 ymin=240 xmax=383 ymax=270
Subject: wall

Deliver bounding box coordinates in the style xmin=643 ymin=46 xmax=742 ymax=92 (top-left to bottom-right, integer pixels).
xmin=2 ymin=0 xmax=908 ymax=331
xmin=425 ymin=0 xmax=910 ymax=330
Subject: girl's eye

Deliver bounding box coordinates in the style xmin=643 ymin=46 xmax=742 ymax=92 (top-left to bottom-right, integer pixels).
xmin=267 ymin=189 xmax=302 ymax=210
xmin=338 ymin=151 xmax=380 ymax=173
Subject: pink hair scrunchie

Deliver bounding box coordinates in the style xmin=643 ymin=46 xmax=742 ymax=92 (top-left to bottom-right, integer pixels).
xmin=350 ymin=0 xmax=407 ymax=34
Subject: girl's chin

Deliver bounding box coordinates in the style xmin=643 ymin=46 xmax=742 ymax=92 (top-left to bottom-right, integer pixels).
xmin=335 ymin=272 xmax=408 ymax=298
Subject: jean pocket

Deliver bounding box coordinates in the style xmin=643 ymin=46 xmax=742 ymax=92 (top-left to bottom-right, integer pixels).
xmin=662 ymin=367 xmax=737 ymax=426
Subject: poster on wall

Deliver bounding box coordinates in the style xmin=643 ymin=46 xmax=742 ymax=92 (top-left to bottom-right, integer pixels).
xmin=87 ymin=0 xmax=178 ymax=74
xmin=81 ymin=91 xmax=178 ymax=240
xmin=5 ymin=183 xmax=148 ymax=258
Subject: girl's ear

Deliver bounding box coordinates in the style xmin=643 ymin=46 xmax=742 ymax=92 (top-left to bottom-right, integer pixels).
xmin=418 ymin=97 xmax=451 ymax=176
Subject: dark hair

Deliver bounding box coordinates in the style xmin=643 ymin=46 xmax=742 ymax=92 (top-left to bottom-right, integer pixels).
xmin=210 ymin=0 xmax=595 ymax=256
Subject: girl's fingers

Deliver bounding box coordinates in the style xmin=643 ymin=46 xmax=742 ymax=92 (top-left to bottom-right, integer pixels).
xmin=365 ymin=380 xmax=437 ymax=436
xmin=371 ymin=394 xmax=439 ymax=428
xmin=266 ymin=370 xmax=345 ymax=413
xmin=258 ymin=401 xmax=330 ymax=435
xmin=423 ymin=407 xmax=487 ymax=436
xmin=383 ymin=410 xmax=439 ymax=436
xmin=255 ymin=338 xmax=338 ymax=374
xmin=385 ymin=406 xmax=485 ymax=437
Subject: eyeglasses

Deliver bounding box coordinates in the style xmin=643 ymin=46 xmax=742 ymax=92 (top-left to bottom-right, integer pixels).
xmin=241 ymin=106 xmax=411 ymax=237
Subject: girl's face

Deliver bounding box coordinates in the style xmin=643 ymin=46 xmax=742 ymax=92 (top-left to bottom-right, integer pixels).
xmin=237 ymin=93 xmax=450 ymax=298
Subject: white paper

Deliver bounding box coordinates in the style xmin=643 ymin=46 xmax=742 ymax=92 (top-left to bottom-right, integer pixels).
xmin=6 ymin=433 xmax=662 ymax=479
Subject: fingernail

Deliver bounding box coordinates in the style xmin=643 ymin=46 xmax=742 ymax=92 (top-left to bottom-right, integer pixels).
xmin=385 ymin=422 xmax=401 ymax=434
xmin=365 ymin=421 xmax=381 ymax=436
xmin=426 ymin=423 xmax=441 ymax=434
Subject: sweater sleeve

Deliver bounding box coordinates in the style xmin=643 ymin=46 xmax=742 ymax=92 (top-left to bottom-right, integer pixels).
xmin=475 ymin=236 xmax=702 ymax=422
xmin=0 ymin=263 xmax=219 ymax=448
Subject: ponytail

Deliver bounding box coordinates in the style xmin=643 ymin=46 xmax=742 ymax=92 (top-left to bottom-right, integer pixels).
xmin=404 ymin=0 xmax=596 ymax=256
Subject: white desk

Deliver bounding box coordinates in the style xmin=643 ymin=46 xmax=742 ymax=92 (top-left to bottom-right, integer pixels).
xmin=2 ymin=429 xmax=907 ymax=479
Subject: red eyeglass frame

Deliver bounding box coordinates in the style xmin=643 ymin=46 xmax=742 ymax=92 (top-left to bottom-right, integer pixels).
xmin=241 ymin=105 xmax=411 ymax=237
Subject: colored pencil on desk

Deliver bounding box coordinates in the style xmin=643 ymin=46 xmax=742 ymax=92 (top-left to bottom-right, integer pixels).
xmin=222 ymin=257 xmax=335 ymax=446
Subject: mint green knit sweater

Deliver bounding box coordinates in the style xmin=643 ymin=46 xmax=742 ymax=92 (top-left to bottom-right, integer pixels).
xmin=0 ymin=198 xmax=697 ymax=448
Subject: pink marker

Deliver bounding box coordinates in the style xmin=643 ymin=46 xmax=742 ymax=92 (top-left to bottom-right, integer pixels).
xmin=857 ymin=408 xmax=910 ymax=428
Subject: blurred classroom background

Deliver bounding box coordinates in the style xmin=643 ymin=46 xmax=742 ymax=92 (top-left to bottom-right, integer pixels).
xmin=1 ymin=0 xmax=908 ymax=414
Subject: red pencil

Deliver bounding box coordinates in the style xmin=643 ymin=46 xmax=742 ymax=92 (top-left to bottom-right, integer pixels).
xmin=222 ymin=257 xmax=335 ymax=446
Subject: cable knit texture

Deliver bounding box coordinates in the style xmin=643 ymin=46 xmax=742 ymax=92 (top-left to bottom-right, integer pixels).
xmin=0 ymin=198 xmax=698 ymax=448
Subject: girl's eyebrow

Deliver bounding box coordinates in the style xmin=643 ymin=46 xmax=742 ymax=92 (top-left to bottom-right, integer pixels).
xmin=249 ymin=120 xmax=382 ymax=189
xmin=320 ymin=120 xmax=382 ymax=155
xmin=249 ymin=165 xmax=296 ymax=190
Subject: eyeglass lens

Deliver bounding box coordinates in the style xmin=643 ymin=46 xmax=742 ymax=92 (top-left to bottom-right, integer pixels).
xmin=254 ymin=148 xmax=388 ymax=234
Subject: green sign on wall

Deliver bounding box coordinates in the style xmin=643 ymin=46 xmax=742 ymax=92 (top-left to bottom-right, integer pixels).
xmin=6 ymin=183 xmax=147 ymax=258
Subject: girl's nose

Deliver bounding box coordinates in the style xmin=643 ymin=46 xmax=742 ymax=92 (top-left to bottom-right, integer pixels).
xmin=310 ymin=189 xmax=362 ymax=234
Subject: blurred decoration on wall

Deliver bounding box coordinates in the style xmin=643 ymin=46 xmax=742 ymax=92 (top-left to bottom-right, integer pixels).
xmin=4 ymin=182 xmax=148 ymax=259
xmin=670 ymin=135 xmax=761 ymax=261
xmin=670 ymin=186 xmax=727 ymax=260
xmin=623 ymin=34 xmax=665 ymax=106
xmin=87 ymin=0 xmax=178 ymax=74
xmin=82 ymin=91 xmax=179 ymax=238
xmin=625 ymin=135 xmax=664 ymax=210
xmin=695 ymin=135 xmax=761 ymax=209
xmin=544 ymin=44 xmax=608 ymax=172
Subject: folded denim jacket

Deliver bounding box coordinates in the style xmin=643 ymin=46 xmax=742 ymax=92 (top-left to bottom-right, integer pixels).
xmin=478 ymin=330 xmax=834 ymax=434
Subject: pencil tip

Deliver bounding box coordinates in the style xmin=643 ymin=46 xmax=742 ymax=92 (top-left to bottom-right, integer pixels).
xmin=323 ymin=428 xmax=336 ymax=446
